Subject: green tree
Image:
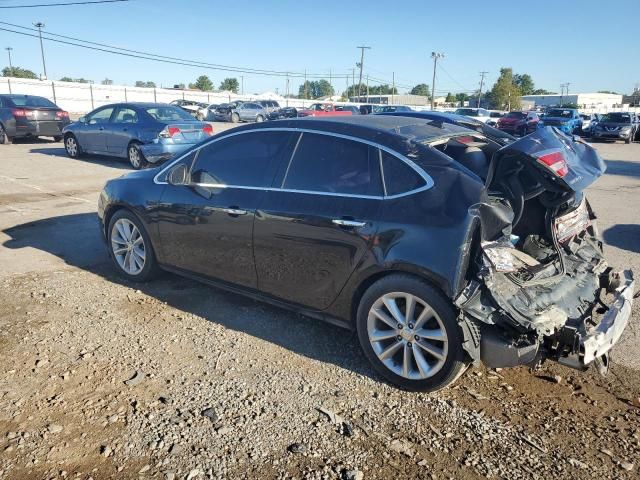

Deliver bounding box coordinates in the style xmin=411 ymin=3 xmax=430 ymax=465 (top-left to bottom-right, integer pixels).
xmin=135 ymin=80 xmax=156 ymax=88
xmin=597 ymin=90 xmax=618 ymax=94
xmin=59 ymin=76 xmax=74 ymax=82
xmin=219 ymin=77 xmax=239 ymax=93
xmin=343 ymin=83 xmax=367 ymax=99
xmin=298 ymin=79 xmax=335 ymax=99
xmin=531 ymin=88 xmax=556 ymax=95
xmin=455 ymin=92 xmax=470 ymax=103
xmin=513 ymin=73 xmax=535 ymax=96
xmin=368 ymin=84 xmax=398 ymax=95
xmin=2 ymin=66 xmax=38 ymax=79
xmin=189 ymin=75 xmax=213 ymax=91
xmin=410 ymin=83 xmax=430 ymax=97
xmin=488 ymin=68 xmax=521 ymax=110
xmin=445 ymin=92 xmax=456 ymax=103
xmin=101 ymin=78 xmax=113 ymax=85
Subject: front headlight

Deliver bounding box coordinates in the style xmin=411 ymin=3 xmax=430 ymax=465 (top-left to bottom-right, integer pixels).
xmin=620 ymin=126 xmax=632 ymax=133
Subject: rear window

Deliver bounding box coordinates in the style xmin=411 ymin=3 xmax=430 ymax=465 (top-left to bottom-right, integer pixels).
xmin=145 ymin=106 xmax=194 ymax=121
xmin=381 ymin=150 xmax=425 ymax=196
xmin=6 ymin=95 xmax=58 ymax=108
xmin=283 ymin=133 xmax=382 ymax=196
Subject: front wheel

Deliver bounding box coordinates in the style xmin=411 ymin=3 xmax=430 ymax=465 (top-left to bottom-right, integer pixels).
xmin=64 ymin=134 xmax=81 ymax=157
xmin=231 ymin=112 xmax=240 ymax=123
xmin=0 ymin=124 xmax=12 ymax=144
xmin=356 ymin=274 xmax=468 ymax=392
xmin=107 ymin=210 xmax=159 ymax=282
xmin=127 ymin=143 xmax=147 ymax=170
xmin=256 ymin=114 xmax=265 ymax=123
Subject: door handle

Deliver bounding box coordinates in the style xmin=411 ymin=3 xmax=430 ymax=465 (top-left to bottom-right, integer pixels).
xmin=332 ymin=219 xmax=366 ymax=228
xmin=222 ymin=207 xmax=247 ymax=216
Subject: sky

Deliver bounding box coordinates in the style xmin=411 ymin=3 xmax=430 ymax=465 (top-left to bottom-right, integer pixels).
xmin=0 ymin=0 xmax=638 ymax=96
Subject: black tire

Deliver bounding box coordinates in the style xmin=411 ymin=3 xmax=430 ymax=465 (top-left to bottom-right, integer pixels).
xmin=356 ymin=274 xmax=468 ymax=392
xmin=231 ymin=112 xmax=240 ymax=123
xmin=519 ymin=125 xmax=527 ymax=137
xmin=127 ymin=143 xmax=147 ymax=170
xmin=53 ymin=135 xmax=63 ymax=142
xmin=107 ymin=209 xmax=159 ymax=282
xmin=256 ymin=114 xmax=265 ymax=123
xmin=64 ymin=134 xmax=82 ymax=158
xmin=0 ymin=124 xmax=12 ymax=144
xmin=626 ymin=136 xmax=632 ymax=144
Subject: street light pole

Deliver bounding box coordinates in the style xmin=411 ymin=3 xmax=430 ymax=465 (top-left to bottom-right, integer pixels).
xmin=5 ymin=47 xmax=13 ymax=70
xmin=478 ymin=71 xmax=488 ymax=108
xmin=430 ymin=51 xmax=444 ymax=110
xmin=356 ymin=45 xmax=371 ymax=102
xmin=33 ymin=22 xmax=47 ymax=80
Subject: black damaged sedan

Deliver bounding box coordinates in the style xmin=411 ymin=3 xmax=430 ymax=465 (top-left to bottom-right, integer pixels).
xmin=98 ymin=116 xmax=634 ymax=391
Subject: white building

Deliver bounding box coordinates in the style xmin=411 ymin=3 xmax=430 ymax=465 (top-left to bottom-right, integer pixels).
xmin=520 ymin=92 xmax=623 ymax=113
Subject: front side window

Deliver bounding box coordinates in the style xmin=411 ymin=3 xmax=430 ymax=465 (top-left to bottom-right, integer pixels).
xmin=191 ymin=131 xmax=297 ymax=187
xmin=113 ymin=107 xmax=139 ymax=124
xmin=381 ymin=150 xmax=426 ymax=196
xmin=283 ymin=133 xmax=382 ymax=196
xmin=87 ymin=107 xmax=115 ymax=124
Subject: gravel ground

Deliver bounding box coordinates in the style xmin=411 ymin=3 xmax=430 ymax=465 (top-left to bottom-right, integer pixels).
xmin=0 ymin=133 xmax=639 ymax=480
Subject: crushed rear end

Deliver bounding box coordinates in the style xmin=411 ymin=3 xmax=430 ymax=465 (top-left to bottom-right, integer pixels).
xmin=455 ymin=127 xmax=634 ymax=374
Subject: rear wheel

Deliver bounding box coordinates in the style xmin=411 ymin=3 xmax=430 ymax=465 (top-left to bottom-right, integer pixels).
xmin=231 ymin=112 xmax=240 ymax=123
xmin=107 ymin=210 xmax=159 ymax=282
xmin=256 ymin=114 xmax=265 ymax=123
xmin=127 ymin=143 xmax=147 ymax=170
xmin=0 ymin=124 xmax=11 ymax=145
xmin=356 ymin=274 xmax=468 ymax=392
xmin=64 ymin=134 xmax=81 ymax=157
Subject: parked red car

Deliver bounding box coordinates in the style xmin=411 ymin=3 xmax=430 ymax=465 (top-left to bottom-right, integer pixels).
xmin=497 ymin=111 xmax=540 ymax=136
xmin=296 ymin=103 xmax=352 ymax=118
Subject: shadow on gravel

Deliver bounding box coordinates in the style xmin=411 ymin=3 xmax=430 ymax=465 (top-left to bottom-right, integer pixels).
xmin=603 ymin=159 xmax=640 ymax=178
xmin=29 ymin=146 xmax=133 ymax=170
xmin=603 ymin=224 xmax=640 ymax=254
xmin=2 ymin=213 xmax=375 ymax=381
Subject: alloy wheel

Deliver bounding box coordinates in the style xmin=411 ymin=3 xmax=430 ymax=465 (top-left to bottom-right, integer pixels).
xmin=367 ymin=292 xmax=448 ymax=380
xmin=128 ymin=146 xmax=141 ymax=169
xmin=110 ymin=218 xmax=146 ymax=275
xmin=65 ymin=136 xmax=78 ymax=157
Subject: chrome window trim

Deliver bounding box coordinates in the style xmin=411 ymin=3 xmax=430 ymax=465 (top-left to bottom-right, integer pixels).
xmin=153 ymin=127 xmax=435 ymax=199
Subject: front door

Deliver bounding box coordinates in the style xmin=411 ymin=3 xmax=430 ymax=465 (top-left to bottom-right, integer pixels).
xmin=79 ymin=106 xmax=115 ymax=153
xmin=107 ymin=106 xmax=140 ymax=156
xmin=156 ymin=130 xmax=298 ymax=288
xmin=253 ymin=132 xmax=383 ymax=310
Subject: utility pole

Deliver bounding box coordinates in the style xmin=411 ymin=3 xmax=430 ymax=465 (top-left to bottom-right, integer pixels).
xmin=477 ymin=71 xmax=488 ymax=108
xmin=304 ymin=69 xmax=308 ymax=99
xmin=240 ymin=75 xmax=244 ymax=95
xmin=356 ymin=45 xmax=371 ymax=101
xmin=5 ymin=47 xmax=13 ymax=70
xmin=366 ymin=75 xmax=369 ymax=101
xmin=430 ymin=51 xmax=444 ymax=110
xmin=352 ymin=68 xmax=355 ymax=101
xmin=329 ymin=68 xmax=332 ymax=98
xmin=33 ymin=22 xmax=47 ymax=80
xmin=285 ymin=73 xmax=289 ymax=107
xmin=560 ymin=83 xmax=568 ymax=105
xmin=392 ymin=72 xmax=395 ymax=105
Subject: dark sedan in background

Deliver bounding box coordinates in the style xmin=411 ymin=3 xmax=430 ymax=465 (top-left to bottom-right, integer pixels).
xmin=0 ymin=94 xmax=70 ymax=144
xmin=62 ymin=102 xmax=213 ymax=168
xmin=97 ymin=116 xmax=632 ymax=392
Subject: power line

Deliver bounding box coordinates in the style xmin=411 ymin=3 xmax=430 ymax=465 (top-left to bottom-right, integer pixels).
xmin=0 ymin=0 xmax=128 ymax=8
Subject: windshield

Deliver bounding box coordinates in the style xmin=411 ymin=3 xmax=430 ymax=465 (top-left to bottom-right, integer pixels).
xmin=145 ymin=106 xmax=195 ymax=121
xmin=506 ymin=112 xmax=526 ymax=119
xmin=7 ymin=95 xmax=58 ymax=108
xmin=455 ymin=108 xmax=479 ymax=116
xmin=546 ymin=109 xmax=574 ymax=118
xmin=600 ymin=113 xmax=632 ymax=123
xmin=580 ymin=114 xmax=591 ymax=120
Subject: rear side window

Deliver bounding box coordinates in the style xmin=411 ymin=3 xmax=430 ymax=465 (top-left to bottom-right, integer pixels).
xmin=381 ymin=150 xmax=426 ymax=196
xmin=192 ymin=131 xmax=297 ymax=187
xmin=283 ymin=133 xmax=382 ymax=196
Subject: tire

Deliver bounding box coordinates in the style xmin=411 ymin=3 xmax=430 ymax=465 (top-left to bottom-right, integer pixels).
xmin=53 ymin=135 xmax=63 ymax=142
xmin=127 ymin=143 xmax=147 ymax=170
xmin=107 ymin=209 xmax=159 ymax=282
xmin=0 ymin=124 xmax=11 ymax=144
xmin=356 ymin=274 xmax=468 ymax=392
xmin=256 ymin=115 xmax=264 ymax=123
xmin=231 ymin=112 xmax=240 ymax=123
xmin=519 ymin=125 xmax=527 ymax=137
xmin=64 ymin=134 xmax=82 ymax=158
xmin=626 ymin=136 xmax=632 ymax=144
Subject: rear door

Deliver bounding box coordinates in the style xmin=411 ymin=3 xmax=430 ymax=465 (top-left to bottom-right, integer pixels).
xmin=107 ymin=106 xmax=140 ymax=156
xmin=253 ymin=131 xmax=383 ymax=310
xmin=156 ymin=130 xmax=298 ymax=287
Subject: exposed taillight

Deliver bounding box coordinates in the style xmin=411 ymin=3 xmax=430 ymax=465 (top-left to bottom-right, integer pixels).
xmin=160 ymin=126 xmax=181 ymax=138
xmin=202 ymin=124 xmax=213 ymax=136
xmin=537 ymin=151 xmax=568 ymax=177
xmin=56 ymin=110 xmax=69 ymax=119
xmin=12 ymin=108 xmax=26 ymax=117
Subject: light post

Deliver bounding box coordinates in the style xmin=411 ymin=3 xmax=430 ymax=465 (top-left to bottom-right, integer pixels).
xmin=430 ymin=52 xmax=444 ymax=110
xmin=33 ymin=22 xmax=48 ymax=80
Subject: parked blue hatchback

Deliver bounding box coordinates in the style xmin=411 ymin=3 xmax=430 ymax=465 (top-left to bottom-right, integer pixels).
xmin=62 ymin=102 xmax=213 ymax=169
xmin=537 ymin=108 xmax=581 ymax=135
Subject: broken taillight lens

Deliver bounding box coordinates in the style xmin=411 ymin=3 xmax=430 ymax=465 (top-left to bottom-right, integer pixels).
xmin=202 ymin=124 xmax=213 ymax=136
xmin=536 ymin=151 xmax=569 ymax=177
xmin=159 ymin=126 xmax=181 ymax=138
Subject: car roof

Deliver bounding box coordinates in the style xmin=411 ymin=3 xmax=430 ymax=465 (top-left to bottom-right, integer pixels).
xmin=230 ymin=115 xmax=474 ymax=146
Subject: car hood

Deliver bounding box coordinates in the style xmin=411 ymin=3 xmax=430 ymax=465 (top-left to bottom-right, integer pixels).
xmin=541 ymin=116 xmax=572 ymax=123
xmin=488 ymin=126 xmax=606 ymax=193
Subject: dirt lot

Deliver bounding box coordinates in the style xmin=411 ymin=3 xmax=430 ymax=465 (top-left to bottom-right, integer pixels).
xmin=0 ymin=129 xmax=639 ymax=480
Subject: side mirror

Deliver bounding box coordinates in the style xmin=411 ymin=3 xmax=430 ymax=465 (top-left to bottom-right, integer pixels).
xmin=78 ymin=116 xmax=86 ymax=123
xmin=167 ymin=164 xmax=190 ymax=186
